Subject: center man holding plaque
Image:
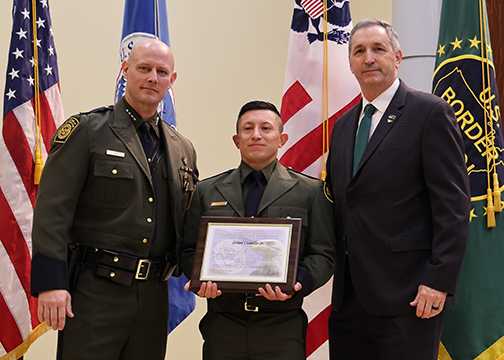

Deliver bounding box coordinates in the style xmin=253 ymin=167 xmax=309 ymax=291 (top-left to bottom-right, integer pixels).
xmin=180 ymin=100 xmax=336 ymax=360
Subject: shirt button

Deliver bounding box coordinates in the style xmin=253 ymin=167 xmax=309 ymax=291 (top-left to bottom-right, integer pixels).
xmin=113 ymin=256 xmax=119 ymax=263
xmin=112 ymin=169 xmax=118 ymax=175
xmin=147 ymin=218 xmax=152 ymax=223
xmin=148 ymin=197 xmax=154 ymax=203
xmin=143 ymin=238 xmax=148 ymax=244
xmin=109 ymin=272 xmax=116 ymax=278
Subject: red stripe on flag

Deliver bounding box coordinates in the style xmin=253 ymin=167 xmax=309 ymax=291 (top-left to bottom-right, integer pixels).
xmin=280 ymin=80 xmax=313 ymax=124
xmin=2 ymin=111 xmax=37 ymax=206
xmin=0 ymin=190 xmax=40 ymax=329
xmin=0 ymin=293 xmax=23 ymax=352
xmin=280 ymin=95 xmax=361 ymax=172
xmin=301 ymin=0 xmax=324 ymax=18
xmin=306 ymin=305 xmax=331 ymax=357
xmin=38 ymin=92 xmax=58 ymax=151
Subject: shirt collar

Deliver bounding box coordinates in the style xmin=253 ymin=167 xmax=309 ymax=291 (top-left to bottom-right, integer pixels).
xmin=123 ymin=97 xmax=160 ymax=137
xmin=361 ymin=78 xmax=400 ymax=116
xmin=239 ymin=159 xmax=277 ymax=184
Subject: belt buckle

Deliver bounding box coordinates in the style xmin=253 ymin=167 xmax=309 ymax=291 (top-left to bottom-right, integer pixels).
xmin=244 ymin=296 xmax=259 ymax=312
xmin=135 ymin=259 xmax=151 ymax=280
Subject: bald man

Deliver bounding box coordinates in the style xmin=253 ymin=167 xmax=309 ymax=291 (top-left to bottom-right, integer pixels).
xmin=31 ymin=39 xmax=198 ymax=360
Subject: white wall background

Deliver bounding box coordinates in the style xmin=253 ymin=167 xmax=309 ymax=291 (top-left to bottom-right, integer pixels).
xmin=0 ymin=1 xmax=392 ymax=359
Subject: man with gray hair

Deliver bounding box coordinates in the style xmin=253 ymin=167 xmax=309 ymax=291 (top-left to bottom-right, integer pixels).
xmin=326 ymin=18 xmax=470 ymax=359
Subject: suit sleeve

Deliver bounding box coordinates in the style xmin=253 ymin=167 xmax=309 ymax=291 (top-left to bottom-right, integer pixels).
xmin=420 ymin=100 xmax=471 ymax=295
xmin=296 ymin=180 xmax=337 ymax=295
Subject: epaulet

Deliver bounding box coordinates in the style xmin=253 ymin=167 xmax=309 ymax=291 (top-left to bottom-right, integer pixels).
xmin=285 ymin=167 xmax=321 ymax=181
xmin=200 ymin=169 xmax=235 ymax=182
xmin=79 ymin=105 xmax=114 ymax=115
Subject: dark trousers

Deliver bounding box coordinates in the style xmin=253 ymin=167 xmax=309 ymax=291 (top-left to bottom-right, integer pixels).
xmin=57 ymin=268 xmax=169 ymax=360
xmin=328 ymin=270 xmax=444 ymax=360
xmin=200 ymin=309 xmax=307 ymax=360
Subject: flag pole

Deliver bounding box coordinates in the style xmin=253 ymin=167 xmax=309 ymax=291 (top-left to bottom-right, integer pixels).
xmin=321 ymin=0 xmax=329 ymax=181
xmin=31 ymin=0 xmax=43 ymax=184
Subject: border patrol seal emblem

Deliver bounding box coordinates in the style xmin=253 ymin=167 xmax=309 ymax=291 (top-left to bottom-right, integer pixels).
xmin=54 ymin=117 xmax=79 ymax=143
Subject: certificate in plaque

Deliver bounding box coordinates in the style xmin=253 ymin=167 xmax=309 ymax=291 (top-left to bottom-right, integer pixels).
xmin=189 ymin=216 xmax=301 ymax=294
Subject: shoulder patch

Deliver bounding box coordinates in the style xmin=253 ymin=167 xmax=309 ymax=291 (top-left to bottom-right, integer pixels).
xmin=324 ymin=181 xmax=334 ymax=203
xmin=54 ymin=117 xmax=79 ymax=144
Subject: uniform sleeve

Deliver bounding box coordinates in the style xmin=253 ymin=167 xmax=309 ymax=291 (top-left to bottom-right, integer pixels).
xmin=296 ymin=180 xmax=337 ymax=295
xmin=31 ymin=116 xmax=91 ymax=295
xmin=179 ymin=184 xmax=203 ymax=279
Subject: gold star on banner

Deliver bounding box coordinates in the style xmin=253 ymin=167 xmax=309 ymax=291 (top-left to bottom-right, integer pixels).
xmin=450 ymin=37 xmax=463 ymax=50
xmin=437 ymin=44 xmax=446 ymax=57
xmin=469 ymin=36 xmax=480 ymax=49
xmin=487 ymin=44 xmax=493 ymax=55
xmin=469 ymin=208 xmax=478 ymax=222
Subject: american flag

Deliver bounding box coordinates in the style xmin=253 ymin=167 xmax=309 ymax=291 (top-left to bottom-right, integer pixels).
xmin=0 ymin=0 xmax=64 ymax=358
xmin=279 ymin=1 xmax=360 ymax=358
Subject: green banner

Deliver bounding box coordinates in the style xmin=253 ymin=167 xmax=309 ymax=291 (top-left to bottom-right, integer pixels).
xmin=433 ymin=0 xmax=504 ymax=359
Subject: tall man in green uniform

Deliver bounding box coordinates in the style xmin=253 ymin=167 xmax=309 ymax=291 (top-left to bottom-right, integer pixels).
xmin=180 ymin=101 xmax=336 ymax=360
xmin=30 ymin=39 xmax=198 ymax=360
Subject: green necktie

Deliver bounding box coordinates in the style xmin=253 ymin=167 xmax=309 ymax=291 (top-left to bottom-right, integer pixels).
xmin=353 ymin=104 xmax=376 ymax=176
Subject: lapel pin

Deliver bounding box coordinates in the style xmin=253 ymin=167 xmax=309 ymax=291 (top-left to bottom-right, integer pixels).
xmin=387 ymin=114 xmax=396 ymax=123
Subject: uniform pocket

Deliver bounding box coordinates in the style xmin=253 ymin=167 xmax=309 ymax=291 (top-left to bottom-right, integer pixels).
xmin=92 ymin=158 xmax=134 ymax=209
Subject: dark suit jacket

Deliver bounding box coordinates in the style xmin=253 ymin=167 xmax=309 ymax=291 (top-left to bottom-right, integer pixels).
xmin=180 ymin=160 xmax=336 ymax=312
xmin=326 ymin=81 xmax=470 ymax=316
xmin=31 ymin=97 xmax=198 ymax=294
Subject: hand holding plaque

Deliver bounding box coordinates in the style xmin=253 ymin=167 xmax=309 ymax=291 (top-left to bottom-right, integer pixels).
xmin=189 ymin=216 xmax=302 ymax=294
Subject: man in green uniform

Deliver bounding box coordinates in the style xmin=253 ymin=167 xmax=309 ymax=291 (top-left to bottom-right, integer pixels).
xmin=31 ymin=39 xmax=198 ymax=360
xmin=180 ymin=100 xmax=336 ymax=360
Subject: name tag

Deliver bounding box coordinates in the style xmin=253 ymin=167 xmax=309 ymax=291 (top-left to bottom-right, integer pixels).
xmin=211 ymin=201 xmax=228 ymax=207
xmin=106 ymin=150 xmax=125 ymax=158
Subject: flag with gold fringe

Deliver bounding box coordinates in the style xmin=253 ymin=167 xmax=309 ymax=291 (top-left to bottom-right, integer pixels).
xmin=432 ymin=0 xmax=504 ymax=358
xmin=0 ymin=0 xmax=64 ymax=358
xmin=279 ymin=1 xmax=360 ymax=358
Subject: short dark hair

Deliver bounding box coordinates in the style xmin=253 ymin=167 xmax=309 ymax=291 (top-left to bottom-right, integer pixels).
xmin=349 ymin=18 xmax=401 ymax=56
xmin=236 ymin=100 xmax=283 ymax=133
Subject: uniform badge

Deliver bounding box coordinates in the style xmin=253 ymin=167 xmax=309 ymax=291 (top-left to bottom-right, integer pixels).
xmin=211 ymin=202 xmax=228 ymax=207
xmin=387 ymin=114 xmax=396 ymax=123
xmin=54 ymin=117 xmax=79 ymax=143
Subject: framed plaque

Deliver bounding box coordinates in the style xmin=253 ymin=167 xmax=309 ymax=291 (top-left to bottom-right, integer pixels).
xmin=189 ymin=216 xmax=302 ymax=294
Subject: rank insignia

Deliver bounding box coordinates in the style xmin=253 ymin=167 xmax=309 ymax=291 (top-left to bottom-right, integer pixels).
xmin=54 ymin=117 xmax=79 ymax=143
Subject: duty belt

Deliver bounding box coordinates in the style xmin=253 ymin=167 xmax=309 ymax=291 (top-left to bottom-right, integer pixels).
xmin=80 ymin=245 xmax=169 ymax=287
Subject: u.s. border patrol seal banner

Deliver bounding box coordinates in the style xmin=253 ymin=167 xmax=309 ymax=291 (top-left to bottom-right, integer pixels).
xmin=433 ymin=0 xmax=504 ymax=359
xmin=114 ymin=0 xmax=177 ymax=129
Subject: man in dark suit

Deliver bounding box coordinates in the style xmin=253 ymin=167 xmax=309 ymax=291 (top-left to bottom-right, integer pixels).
xmin=180 ymin=101 xmax=336 ymax=360
xmin=31 ymin=39 xmax=198 ymax=360
xmin=326 ymin=19 xmax=471 ymax=360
